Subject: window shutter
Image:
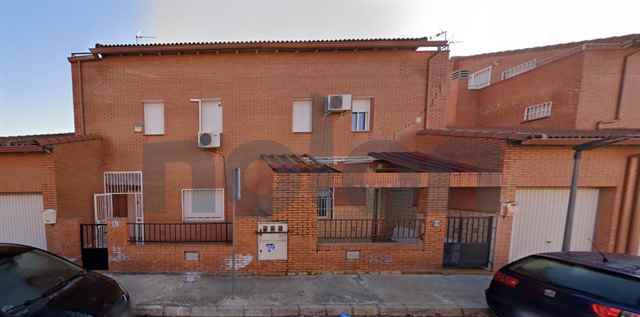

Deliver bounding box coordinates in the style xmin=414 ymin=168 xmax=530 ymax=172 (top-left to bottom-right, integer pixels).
xmin=352 ymin=98 xmax=371 ymax=131
xmin=292 ymin=100 xmax=312 ymax=132
xmin=144 ymin=102 xmax=165 ymax=135
xmin=200 ymin=100 xmax=222 ymax=133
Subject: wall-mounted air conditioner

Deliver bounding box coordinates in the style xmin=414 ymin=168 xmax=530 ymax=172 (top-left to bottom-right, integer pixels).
xmin=324 ymin=94 xmax=352 ymax=112
xmin=197 ymin=132 xmax=221 ymax=148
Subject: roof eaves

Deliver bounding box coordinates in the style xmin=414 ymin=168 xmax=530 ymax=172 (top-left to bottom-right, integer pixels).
xmin=90 ymin=37 xmax=448 ymax=56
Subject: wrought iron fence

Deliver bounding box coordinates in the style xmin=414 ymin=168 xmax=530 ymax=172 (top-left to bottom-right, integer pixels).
xmin=80 ymin=224 xmax=108 ymax=249
xmin=128 ymin=222 xmax=233 ymax=243
xmin=318 ymin=217 xmax=423 ymax=242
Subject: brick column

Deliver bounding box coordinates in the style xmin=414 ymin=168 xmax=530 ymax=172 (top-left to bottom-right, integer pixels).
xmin=422 ymin=173 xmax=449 ymax=268
xmin=272 ymin=173 xmax=319 ymax=273
xmin=493 ymin=186 xmax=515 ymax=270
xmin=107 ymin=218 xmax=129 ymax=271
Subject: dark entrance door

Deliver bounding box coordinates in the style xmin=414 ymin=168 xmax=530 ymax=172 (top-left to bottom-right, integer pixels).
xmin=80 ymin=224 xmax=109 ymax=270
xmin=444 ymin=216 xmax=493 ymax=268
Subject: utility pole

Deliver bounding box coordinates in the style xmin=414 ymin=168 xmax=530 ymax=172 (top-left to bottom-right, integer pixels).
xmin=562 ymin=136 xmax=630 ymax=252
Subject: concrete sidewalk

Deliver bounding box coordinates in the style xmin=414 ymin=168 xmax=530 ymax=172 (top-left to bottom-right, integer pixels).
xmin=108 ymin=273 xmax=493 ymax=317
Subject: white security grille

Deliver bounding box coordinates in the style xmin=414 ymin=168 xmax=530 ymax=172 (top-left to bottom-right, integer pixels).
xmin=468 ymin=66 xmax=492 ymax=90
xmin=104 ymin=171 xmax=143 ymax=193
xmin=317 ymin=188 xmax=334 ymax=218
xmin=523 ymin=101 xmax=553 ymax=121
xmin=501 ymin=59 xmax=537 ymax=80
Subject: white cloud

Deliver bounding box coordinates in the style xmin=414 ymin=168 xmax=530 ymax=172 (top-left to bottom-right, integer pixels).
xmin=143 ymin=0 xmax=639 ymax=56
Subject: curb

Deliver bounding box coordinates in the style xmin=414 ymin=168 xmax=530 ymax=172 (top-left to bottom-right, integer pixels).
xmin=135 ymin=303 xmax=492 ymax=317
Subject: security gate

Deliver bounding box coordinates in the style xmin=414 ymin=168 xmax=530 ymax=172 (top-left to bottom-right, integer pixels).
xmin=80 ymin=224 xmax=108 ymax=270
xmin=444 ymin=216 xmax=493 ymax=268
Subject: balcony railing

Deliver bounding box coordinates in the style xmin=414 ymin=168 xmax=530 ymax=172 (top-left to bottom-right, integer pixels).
xmin=318 ymin=217 xmax=424 ymax=242
xmin=128 ymin=222 xmax=233 ymax=243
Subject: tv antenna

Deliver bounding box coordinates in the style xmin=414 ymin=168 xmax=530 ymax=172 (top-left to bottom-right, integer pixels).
xmin=135 ymin=31 xmax=156 ymax=44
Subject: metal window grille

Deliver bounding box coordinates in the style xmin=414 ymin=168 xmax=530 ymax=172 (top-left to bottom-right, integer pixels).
xmin=317 ymin=188 xmax=334 ymax=218
xmin=523 ymin=101 xmax=553 ymax=121
xmin=501 ymin=59 xmax=537 ymax=80
xmin=104 ymin=171 xmax=143 ymax=193
xmin=352 ymin=112 xmax=368 ymax=131
xmin=468 ymin=66 xmax=492 ymax=90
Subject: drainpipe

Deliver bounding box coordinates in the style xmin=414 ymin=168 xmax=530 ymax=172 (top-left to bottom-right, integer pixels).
xmin=614 ymin=47 xmax=640 ymax=120
xmin=562 ymin=136 xmax=630 ymax=252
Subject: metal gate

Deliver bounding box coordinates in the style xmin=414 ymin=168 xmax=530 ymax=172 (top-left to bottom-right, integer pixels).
xmin=80 ymin=224 xmax=108 ymax=270
xmin=444 ymin=216 xmax=493 ymax=268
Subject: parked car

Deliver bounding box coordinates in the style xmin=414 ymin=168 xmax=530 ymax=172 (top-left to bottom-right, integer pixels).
xmin=486 ymin=252 xmax=640 ymax=317
xmin=0 ymin=243 xmax=130 ymax=316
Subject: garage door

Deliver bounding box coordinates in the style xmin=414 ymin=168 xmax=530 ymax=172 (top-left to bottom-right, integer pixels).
xmin=510 ymin=188 xmax=599 ymax=261
xmin=0 ymin=194 xmax=47 ymax=249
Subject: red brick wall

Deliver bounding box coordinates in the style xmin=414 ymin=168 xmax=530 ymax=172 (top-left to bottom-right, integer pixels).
xmin=474 ymin=53 xmax=583 ymax=129
xmin=578 ymin=48 xmax=640 ymax=129
xmin=414 ymin=134 xmax=505 ymax=171
xmin=71 ymin=49 xmax=444 ymax=223
xmin=53 ymin=140 xmax=104 ymax=222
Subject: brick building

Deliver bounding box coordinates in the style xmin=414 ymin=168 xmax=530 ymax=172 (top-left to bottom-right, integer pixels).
xmin=0 ymin=34 xmax=639 ymax=274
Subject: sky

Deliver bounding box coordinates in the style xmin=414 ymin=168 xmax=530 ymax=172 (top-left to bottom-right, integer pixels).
xmin=0 ymin=0 xmax=638 ymax=136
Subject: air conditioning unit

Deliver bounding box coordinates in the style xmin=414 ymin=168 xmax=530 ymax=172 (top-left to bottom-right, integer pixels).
xmin=324 ymin=94 xmax=352 ymax=112
xmin=197 ymin=132 xmax=221 ymax=148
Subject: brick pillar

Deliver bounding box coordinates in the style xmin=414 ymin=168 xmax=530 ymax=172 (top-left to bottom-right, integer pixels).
xmin=272 ymin=173 xmax=319 ymax=273
xmin=493 ymin=186 xmax=515 ymax=270
xmin=422 ymin=173 xmax=449 ymax=268
xmin=107 ymin=218 xmax=129 ymax=271
xmin=425 ymin=50 xmax=450 ymax=129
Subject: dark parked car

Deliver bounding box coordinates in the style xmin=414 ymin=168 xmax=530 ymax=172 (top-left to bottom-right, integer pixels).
xmin=486 ymin=252 xmax=640 ymax=317
xmin=0 ymin=243 xmax=129 ymax=317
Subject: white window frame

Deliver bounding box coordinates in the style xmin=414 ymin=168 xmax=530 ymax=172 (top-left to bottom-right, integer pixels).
xmin=351 ymin=98 xmax=371 ymax=132
xmin=181 ymin=188 xmax=225 ymax=222
xmin=292 ymin=99 xmax=312 ymax=133
xmin=468 ymin=66 xmax=492 ymax=90
xmin=317 ymin=188 xmax=334 ymax=219
xmin=523 ymin=101 xmax=553 ymax=122
xmin=143 ymin=102 xmax=165 ymax=135
xmin=501 ymin=59 xmax=537 ymax=80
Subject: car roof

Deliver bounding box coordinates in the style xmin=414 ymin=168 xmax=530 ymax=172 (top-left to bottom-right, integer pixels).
xmin=537 ymin=252 xmax=640 ymax=278
xmin=0 ymin=243 xmax=35 ymax=259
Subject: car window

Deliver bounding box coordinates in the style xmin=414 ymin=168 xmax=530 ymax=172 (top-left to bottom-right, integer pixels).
xmin=510 ymin=257 xmax=640 ymax=307
xmin=0 ymin=250 xmax=83 ymax=312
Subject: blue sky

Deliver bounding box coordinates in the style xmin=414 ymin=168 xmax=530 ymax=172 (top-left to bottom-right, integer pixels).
xmin=1 ymin=0 xmax=637 ymax=136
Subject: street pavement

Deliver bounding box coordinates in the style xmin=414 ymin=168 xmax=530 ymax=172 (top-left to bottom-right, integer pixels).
xmin=108 ymin=272 xmax=493 ymax=317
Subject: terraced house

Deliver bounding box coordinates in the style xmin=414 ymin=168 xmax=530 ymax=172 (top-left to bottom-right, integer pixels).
xmin=0 ymin=34 xmax=639 ymax=274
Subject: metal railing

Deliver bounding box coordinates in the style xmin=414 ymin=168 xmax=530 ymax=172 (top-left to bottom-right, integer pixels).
xmin=318 ymin=217 xmax=424 ymax=242
xmin=128 ymin=222 xmax=233 ymax=243
xmin=80 ymin=224 xmax=108 ymax=249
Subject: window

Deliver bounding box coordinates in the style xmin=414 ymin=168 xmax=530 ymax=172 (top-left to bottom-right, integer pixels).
xmin=144 ymin=102 xmax=164 ymax=135
xmin=199 ymin=99 xmax=222 ymax=134
xmin=317 ymin=188 xmax=334 ymax=218
xmin=468 ymin=66 xmax=492 ymax=90
xmin=292 ymin=100 xmax=312 ymax=133
xmin=182 ymin=189 xmax=224 ymax=221
xmin=501 ymin=59 xmax=537 ymax=80
xmin=510 ymin=256 xmax=640 ymax=307
xmin=523 ymin=101 xmax=552 ymax=121
xmin=351 ymin=98 xmax=371 ymax=132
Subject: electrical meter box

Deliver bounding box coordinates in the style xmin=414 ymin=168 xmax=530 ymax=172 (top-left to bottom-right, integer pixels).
xmin=257 ymin=222 xmax=288 ymax=261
